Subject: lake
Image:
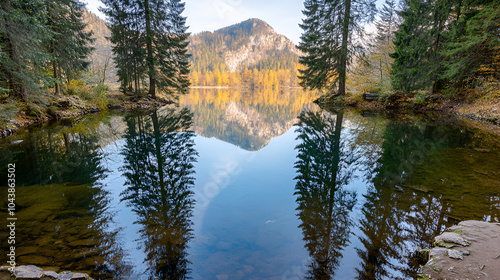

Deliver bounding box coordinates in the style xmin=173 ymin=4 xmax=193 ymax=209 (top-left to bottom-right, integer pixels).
xmin=1 ymin=88 xmax=499 ymax=280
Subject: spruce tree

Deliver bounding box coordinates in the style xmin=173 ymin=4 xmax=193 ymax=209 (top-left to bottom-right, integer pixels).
xmin=0 ymin=0 xmax=50 ymax=101
xmin=442 ymin=0 xmax=500 ymax=85
xmin=44 ymin=0 xmax=93 ymax=96
xmin=391 ymin=0 xmax=454 ymax=93
xmin=298 ymin=0 xmax=377 ymax=97
xmin=101 ymin=0 xmax=190 ymax=98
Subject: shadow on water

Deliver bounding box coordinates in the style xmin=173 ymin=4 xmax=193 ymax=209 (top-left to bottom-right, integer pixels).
xmin=120 ymin=107 xmax=198 ymax=280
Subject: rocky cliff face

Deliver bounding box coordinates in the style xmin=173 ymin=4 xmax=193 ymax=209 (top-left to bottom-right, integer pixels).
xmin=189 ymin=18 xmax=301 ymax=73
xmin=220 ymin=19 xmax=300 ymax=72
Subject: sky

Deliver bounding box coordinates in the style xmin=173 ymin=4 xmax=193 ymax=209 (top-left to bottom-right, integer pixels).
xmin=84 ymin=0 xmax=306 ymax=43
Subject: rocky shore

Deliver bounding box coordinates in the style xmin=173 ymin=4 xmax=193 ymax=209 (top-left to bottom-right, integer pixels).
xmin=418 ymin=220 xmax=500 ymax=280
xmin=0 ymin=95 xmax=172 ymax=138
xmin=0 ymin=266 xmax=92 ymax=280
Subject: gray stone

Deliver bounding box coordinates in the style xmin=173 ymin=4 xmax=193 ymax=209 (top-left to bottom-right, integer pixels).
xmin=430 ymin=248 xmax=448 ymax=257
xmin=70 ymin=273 xmax=89 ymax=280
xmin=57 ymin=272 xmax=73 ymax=280
xmin=448 ymin=249 xmax=464 ymax=260
xmin=459 ymin=220 xmax=493 ymax=228
xmin=43 ymin=271 xmax=60 ymax=279
xmin=435 ymin=232 xmax=469 ymax=247
xmin=14 ymin=265 xmax=43 ymax=279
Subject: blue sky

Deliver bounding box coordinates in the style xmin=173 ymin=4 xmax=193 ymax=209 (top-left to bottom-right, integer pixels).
xmin=84 ymin=0 xmax=305 ymax=43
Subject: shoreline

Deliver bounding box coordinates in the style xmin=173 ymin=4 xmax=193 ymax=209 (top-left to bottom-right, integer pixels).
xmin=1 ymin=90 xmax=499 ymax=140
xmin=315 ymin=93 xmax=500 ymax=126
xmin=418 ymin=220 xmax=500 ymax=280
xmin=0 ymin=94 xmax=173 ymax=139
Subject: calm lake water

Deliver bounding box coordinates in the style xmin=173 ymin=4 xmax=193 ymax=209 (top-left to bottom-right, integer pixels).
xmin=1 ymin=88 xmax=500 ymax=280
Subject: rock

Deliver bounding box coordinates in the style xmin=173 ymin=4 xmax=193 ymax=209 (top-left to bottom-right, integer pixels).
xmin=434 ymin=232 xmax=469 ymax=248
xmin=448 ymin=249 xmax=464 ymax=260
xmin=42 ymin=271 xmax=60 ymax=279
xmin=18 ymin=255 xmax=52 ymax=265
xmin=473 ymin=148 xmax=491 ymax=153
xmin=57 ymin=272 xmax=73 ymax=280
xmin=14 ymin=265 xmax=43 ymax=279
xmin=10 ymin=139 xmax=23 ymax=144
xmin=70 ymin=273 xmax=89 ymax=280
xmin=68 ymin=239 xmax=95 ymax=247
xmin=429 ymin=248 xmax=448 ymax=257
xmin=461 ymin=249 xmax=471 ymax=256
xmin=362 ymin=92 xmax=380 ymax=101
xmin=16 ymin=247 xmax=39 ymax=257
xmin=458 ymin=220 xmax=497 ymax=228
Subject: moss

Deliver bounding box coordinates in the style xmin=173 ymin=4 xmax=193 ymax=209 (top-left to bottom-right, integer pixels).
xmin=417 ymin=274 xmax=430 ymax=280
xmin=430 ymin=263 xmax=441 ymax=273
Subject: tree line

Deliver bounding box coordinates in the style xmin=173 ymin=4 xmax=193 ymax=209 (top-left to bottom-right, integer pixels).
xmin=1 ymin=0 xmax=93 ymax=102
xmin=100 ymin=0 xmax=190 ymax=98
xmin=191 ymin=68 xmax=300 ymax=88
xmin=0 ymin=0 xmax=190 ymax=107
xmin=299 ymin=0 xmax=500 ymax=97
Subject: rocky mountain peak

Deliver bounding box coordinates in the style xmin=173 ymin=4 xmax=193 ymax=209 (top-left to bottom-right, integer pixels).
xmin=189 ymin=18 xmax=301 ymax=73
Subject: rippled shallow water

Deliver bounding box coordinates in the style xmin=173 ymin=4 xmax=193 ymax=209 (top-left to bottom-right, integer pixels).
xmin=1 ymin=88 xmax=499 ymax=280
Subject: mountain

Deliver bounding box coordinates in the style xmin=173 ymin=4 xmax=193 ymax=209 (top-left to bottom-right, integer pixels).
xmin=189 ymin=18 xmax=301 ymax=73
xmin=83 ymin=10 xmax=118 ymax=86
xmin=180 ymin=88 xmax=319 ymax=151
xmin=84 ymin=15 xmax=301 ymax=88
xmin=188 ymin=18 xmax=302 ymax=87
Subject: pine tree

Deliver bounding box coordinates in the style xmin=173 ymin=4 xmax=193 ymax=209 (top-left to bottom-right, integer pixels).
xmin=442 ymin=0 xmax=500 ymax=85
xmin=101 ymin=0 xmax=191 ymax=98
xmin=298 ymin=0 xmax=377 ymax=97
xmin=44 ymin=0 xmax=93 ymax=96
xmin=0 ymin=0 xmax=50 ymax=101
xmin=391 ymin=0 xmax=454 ymax=93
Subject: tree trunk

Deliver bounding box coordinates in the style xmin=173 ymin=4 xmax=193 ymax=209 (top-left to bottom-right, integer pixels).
xmin=338 ymin=0 xmax=352 ymax=96
xmin=144 ymin=0 xmax=156 ymax=98
xmin=53 ymin=61 xmax=60 ymax=96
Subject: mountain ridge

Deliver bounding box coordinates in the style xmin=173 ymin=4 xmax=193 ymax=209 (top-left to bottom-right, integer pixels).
xmin=189 ymin=18 xmax=301 ymax=74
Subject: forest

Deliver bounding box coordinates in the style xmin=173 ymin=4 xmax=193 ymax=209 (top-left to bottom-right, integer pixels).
xmin=299 ymin=0 xmax=499 ymax=102
xmin=1 ymin=0 xmax=499 ymax=130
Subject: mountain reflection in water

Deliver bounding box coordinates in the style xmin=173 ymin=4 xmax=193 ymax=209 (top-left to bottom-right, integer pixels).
xmin=0 ymin=89 xmax=499 ymax=279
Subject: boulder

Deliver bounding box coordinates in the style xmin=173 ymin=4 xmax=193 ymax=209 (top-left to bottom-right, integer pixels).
xmin=14 ymin=265 xmax=43 ymax=279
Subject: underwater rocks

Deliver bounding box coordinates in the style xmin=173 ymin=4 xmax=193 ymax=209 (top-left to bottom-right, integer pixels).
xmin=0 ymin=265 xmax=92 ymax=280
xmin=418 ymin=220 xmax=500 ymax=279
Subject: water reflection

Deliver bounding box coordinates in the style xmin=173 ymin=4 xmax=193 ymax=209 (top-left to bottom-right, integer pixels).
xmin=294 ymin=110 xmax=358 ymax=279
xmin=0 ymin=93 xmax=499 ymax=279
xmin=0 ymin=115 xmax=131 ymax=279
xmin=353 ymin=115 xmax=500 ymax=279
xmin=120 ymin=107 xmax=198 ymax=279
xmin=181 ymin=88 xmax=319 ymax=151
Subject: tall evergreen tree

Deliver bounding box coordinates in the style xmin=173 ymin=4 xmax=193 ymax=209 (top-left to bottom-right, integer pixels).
xmin=298 ymin=0 xmax=377 ymax=97
xmin=101 ymin=0 xmax=191 ymax=98
xmin=0 ymin=0 xmax=50 ymax=101
xmin=44 ymin=0 xmax=93 ymax=96
xmin=442 ymin=0 xmax=500 ymax=86
xmin=391 ymin=0 xmax=454 ymax=93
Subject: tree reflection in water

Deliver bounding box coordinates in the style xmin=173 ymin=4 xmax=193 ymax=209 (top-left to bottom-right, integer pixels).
xmin=294 ymin=110 xmax=358 ymax=279
xmin=121 ymin=107 xmax=198 ymax=280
